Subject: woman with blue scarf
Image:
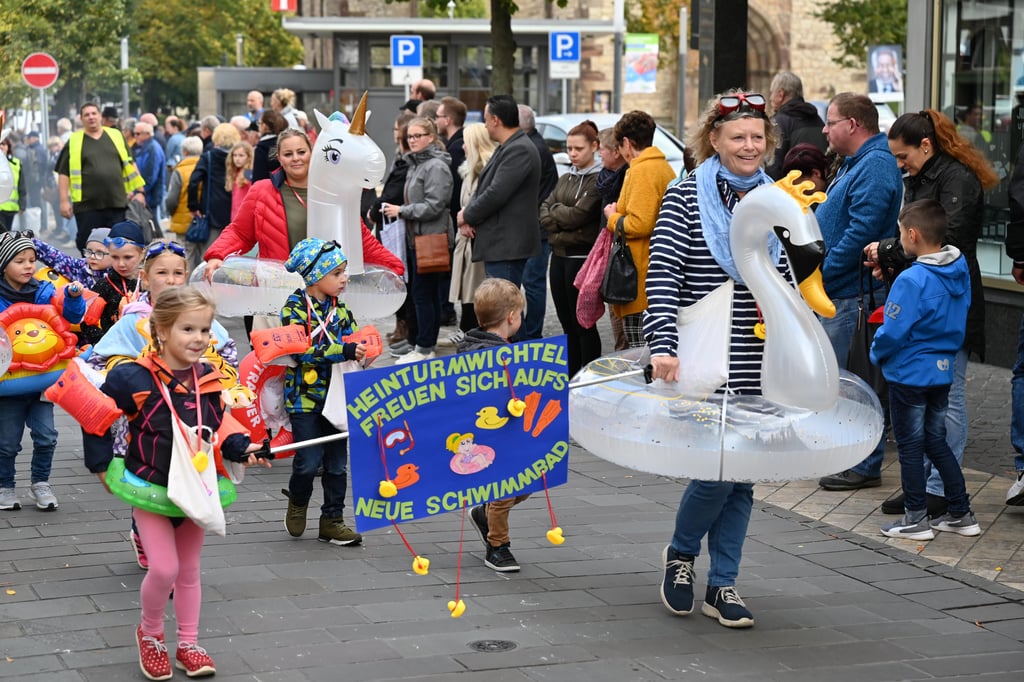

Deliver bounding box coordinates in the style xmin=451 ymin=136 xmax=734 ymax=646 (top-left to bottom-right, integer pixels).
xmin=644 ymin=91 xmax=781 ymax=629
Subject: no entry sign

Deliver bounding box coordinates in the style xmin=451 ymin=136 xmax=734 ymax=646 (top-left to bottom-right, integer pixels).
xmin=21 ymin=53 xmax=59 ymax=89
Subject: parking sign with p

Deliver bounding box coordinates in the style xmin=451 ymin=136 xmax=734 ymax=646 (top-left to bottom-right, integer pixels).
xmin=549 ymin=32 xmax=581 ymax=79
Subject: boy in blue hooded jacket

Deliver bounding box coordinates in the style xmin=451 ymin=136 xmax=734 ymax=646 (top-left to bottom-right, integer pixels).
xmin=870 ymin=199 xmax=980 ymax=541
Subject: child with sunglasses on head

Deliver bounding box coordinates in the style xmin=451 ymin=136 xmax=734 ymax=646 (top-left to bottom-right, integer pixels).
xmin=83 ymin=286 xmax=270 ymax=680
xmin=87 ymin=239 xmax=241 ymax=571
xmin=77 ymin=220 xmax=146 ymax=346
xmin=0 ymin=232 xmax=85 ymax=512
xmin=280 ymin=237 xmax=366 ymax=546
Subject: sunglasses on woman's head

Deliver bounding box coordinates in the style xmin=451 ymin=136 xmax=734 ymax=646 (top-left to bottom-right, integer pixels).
xmin=105 ymin=236 xmax=145 ymax=249
xmin=715 ymin=93 xmax=768 ymax=121
xmin=144 ymin=240 xmax=186 ymax=261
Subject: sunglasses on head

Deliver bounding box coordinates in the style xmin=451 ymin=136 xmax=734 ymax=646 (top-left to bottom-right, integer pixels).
xmin=715 ymin=93 xmax=768 ymax=121
xmin=144 ymin=240 xmax=186 ymax=261
xmin=301 ymin=240 xmax=341 ymax=277
xmin=105 ymin=236 xmax=145 ymax=249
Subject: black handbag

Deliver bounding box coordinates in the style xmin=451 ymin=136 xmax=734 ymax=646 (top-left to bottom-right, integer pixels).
xmin=186 ymin=155 xmax=212 ymax=243
xmin=600 ymin=217 xmax=638 ymax=304
xmin=846 ymin=268 xmax=888 ymax=406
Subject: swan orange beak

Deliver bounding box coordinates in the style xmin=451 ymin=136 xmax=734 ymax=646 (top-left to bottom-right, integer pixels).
xmin=798 ymin=267 xmax=836 ymax=319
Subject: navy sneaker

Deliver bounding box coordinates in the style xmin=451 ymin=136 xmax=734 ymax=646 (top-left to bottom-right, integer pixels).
xmin=660 ymin=545 xmax=696 ymax=615
xmin=470 ymin=505 xmax=489 ymax=548
xmin=484 ymin=543 xmax=520 ymax=572
xmin=702 ymin=586 xmax=754 ymax=628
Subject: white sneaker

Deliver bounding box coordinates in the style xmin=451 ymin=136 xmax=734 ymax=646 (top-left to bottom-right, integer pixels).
xmin=1007 ymin=471 xmax=1024 ymax=506
xmin=28 ymin=481 xmax=58 ymax=510
xmin=394 ymin=349 xmax=436 ymax=365
xmin=0 ymin=487 xmax=21 ymax=511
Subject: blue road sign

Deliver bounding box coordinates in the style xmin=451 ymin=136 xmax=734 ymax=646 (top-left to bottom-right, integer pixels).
xmin=549 ymin=32 xmax=581 ymax=62
xmin=391 ymin=35 xmax=423 ymax=68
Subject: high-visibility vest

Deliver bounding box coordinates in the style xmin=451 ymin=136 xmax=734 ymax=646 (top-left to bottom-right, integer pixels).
xmin=0 ymin=157 xmax=20 ymax=211
xmin=67 ymin=127 xmax=145 ymax=203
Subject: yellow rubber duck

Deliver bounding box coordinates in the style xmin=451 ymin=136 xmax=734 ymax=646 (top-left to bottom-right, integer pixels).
xmin=475 ymin=406 xmax=508 ymax=430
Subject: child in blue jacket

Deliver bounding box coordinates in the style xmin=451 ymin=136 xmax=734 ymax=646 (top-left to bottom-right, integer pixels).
xmin=0 ymin=232 xmax=85 ymax=511
xmin=871 ymin=199 xmax=980 ymax=541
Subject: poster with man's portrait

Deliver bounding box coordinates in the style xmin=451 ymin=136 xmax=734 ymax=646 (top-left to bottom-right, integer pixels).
xmin=868 ymin=45 xmax=903 ymax=102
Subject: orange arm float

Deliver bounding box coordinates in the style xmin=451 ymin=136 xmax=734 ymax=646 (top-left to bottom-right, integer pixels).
xmin=44 ymin=361 xmax=123 ymax=436
xmin=251 ymin=325 xmax=310 ymax=364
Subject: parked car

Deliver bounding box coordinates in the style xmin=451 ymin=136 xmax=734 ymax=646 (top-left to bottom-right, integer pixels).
xmin=534 ymin=113 xmax=687 ymax=177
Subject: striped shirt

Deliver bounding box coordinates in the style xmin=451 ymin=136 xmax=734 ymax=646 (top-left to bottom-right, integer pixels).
xmin=643 ymin=175 xmax=793 ymax=396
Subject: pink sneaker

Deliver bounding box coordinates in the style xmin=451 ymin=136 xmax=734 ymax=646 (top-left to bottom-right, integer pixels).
xmin=131 ymin=529 xmax=149 ymax=570
xmin=135 ymin=625 xmax=172 ymax=681
xmin=176 ymin=641 xmax=216 ymax=677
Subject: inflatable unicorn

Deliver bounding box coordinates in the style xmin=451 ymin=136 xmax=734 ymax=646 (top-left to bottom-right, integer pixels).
xmin=307 ymin=93 xmax=387 ymax=275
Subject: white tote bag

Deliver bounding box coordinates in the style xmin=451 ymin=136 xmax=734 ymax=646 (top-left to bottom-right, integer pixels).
xmin=321 ymin=360 xmax=360 ymax=431
xmin=675 ymin=279 xmax=733 ymax=399
xmin=381 ymin=217 xmax=408 ymax=283
xmin=157 ymin=377 xmax=227 ymax=536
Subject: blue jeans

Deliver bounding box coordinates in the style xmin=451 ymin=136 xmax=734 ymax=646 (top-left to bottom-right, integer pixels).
xmin=407 ymin=246 xmax=445 ymax=350
xmin=671 ymin=480 xmax=754 ymax=587
xmin=821 ymin=294 xmax=886 ymax=477
xmin=521 ymin=239 xmax=551 ymax=340
xmin=0 ymin=394 xmax=57 ymax=488
xmin=1011 ymin=312 xmax=1024 ymax=473
xmin=484 ymin=259 xmax=528 ymax=288
xmin=287 ymin=412 xmax=349 ymax=518
xmin=926 ymin=348 xmax=967 ymax=496
xmin=889 ymin=382 xmax=970 ymax=516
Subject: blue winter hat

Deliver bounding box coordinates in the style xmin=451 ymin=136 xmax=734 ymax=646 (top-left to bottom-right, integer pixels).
xmin=106 ymin=220 xmax=145 ymax=248
xmin=285 ymin=238 xmax=347 ymax=286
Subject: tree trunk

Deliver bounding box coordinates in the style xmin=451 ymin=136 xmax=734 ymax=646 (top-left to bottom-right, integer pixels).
xmin=490 ymin=0 xmax=516 ymax=96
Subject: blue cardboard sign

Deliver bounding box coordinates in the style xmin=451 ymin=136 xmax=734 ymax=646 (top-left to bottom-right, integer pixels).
xmin=344 ymin=337 xmax=570 ymax=533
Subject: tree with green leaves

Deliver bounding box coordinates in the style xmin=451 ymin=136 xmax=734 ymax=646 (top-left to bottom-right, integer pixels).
xmin=814 ymin=0 xmax=907 ymax=69
xmin=0 ymin=0 xmax=302 ymax=117
xmin=388 ymin=0 xmax=569 ymax=96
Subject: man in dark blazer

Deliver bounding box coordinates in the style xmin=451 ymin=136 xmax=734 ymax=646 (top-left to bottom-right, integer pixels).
xmin=457 ymin=95 xmax=541 ymax=287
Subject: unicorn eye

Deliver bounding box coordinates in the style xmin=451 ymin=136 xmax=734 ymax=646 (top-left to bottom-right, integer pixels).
xmin=322 ymin=143 xmax=342 ymax=164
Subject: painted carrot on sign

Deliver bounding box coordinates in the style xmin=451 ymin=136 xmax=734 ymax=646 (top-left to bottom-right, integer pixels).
xmin=532 ymin=399 xmax=562 ymax=437
xmin=522 ymin=391 xmax=542 ymax=432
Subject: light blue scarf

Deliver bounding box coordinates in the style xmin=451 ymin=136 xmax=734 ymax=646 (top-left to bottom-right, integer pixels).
xmin=695 ymin=154 xmax=777 ymax=284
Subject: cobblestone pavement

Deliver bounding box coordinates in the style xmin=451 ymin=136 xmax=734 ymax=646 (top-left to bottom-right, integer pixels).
xmin=0 ymin=284 xmax=1020 ymax=680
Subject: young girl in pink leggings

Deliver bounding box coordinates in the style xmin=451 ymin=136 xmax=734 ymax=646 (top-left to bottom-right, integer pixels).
xmin=83 ymin=286 xmax=270 ymax=680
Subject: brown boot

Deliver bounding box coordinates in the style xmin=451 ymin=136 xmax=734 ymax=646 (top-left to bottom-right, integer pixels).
xmin=387 ymin=318 xmax=408 ymax=344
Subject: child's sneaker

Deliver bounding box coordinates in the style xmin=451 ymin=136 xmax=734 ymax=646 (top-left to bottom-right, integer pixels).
xmin=318 ymin=516 xmax=362 ymax=545
xmin=283 ymin=489 xmax=307 ymax=537
xmin=136 ymin=625 xmax=172 ymax=681
xmin=28 ymin=481 xmax=57 ymax=510
xmin=660 ymin=545 xmax=696 ymax=615
xmin=881 ymin=511 xmax=934 ymax=540
xmin=131 ymin=529 xmax=149 ymax=570
xmin=484 ymin=543 xmax=520 ymax=572
xmin=175 ymin=642 xmax=216 ymax=677
xmin=930 ymin=511 xmax=981 ymax=536
xmin=0 ymin=487 xmax=20 ymax=511
xmin=701 ymin=586 xmax=754 ymax=628
xmin=469 ymin=505 xmax=489 ymax=547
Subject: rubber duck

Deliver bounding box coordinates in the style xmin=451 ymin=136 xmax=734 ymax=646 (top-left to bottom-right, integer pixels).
xmin=393 ymin=463 xmax=420 ymax=490
xmin=475 ymin=406 xmax=508 ymax=430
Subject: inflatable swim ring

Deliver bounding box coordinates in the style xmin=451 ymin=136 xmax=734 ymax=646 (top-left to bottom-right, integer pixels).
xmin=106 ymin=457 xmax=237 ymax=517
xmin=233 ymin=351 xmax=295 ymax=458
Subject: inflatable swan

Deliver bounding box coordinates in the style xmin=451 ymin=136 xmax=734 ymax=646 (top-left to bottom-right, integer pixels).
xmin=569 ymin=176 xmax=884 ymax=483
xmin=305 ymin=94 xmax=404 ymax=320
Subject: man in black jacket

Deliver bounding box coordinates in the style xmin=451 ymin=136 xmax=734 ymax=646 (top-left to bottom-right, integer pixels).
xmin=1006 ymin=143 xmax=1024 ymax=505
xmin=766 ymin=72 xmax=827 ymax=180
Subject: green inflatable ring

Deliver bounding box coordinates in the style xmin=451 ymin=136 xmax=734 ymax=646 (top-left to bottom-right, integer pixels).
xmin=106 ymin=457 xmax=237 ymax=517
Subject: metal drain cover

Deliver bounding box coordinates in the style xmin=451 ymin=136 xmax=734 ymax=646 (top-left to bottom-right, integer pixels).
xmin=468 ymin=639 xmax=518 ymax=653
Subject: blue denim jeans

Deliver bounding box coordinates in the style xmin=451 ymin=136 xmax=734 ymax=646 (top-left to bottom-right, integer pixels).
xmin=1011 ymin=312 xmax=1024 ymax=473
xmin=671 ymin=480 xmax=754 ymax=587
xmin=484 ymin=259 xmax=528 ymax=288
xmin=287 ymin=412 xmax=349 ymax=518
xmin=521 ymin=239 xmax=551 ymax=340
xmin=407 ymin=246 xmax=445 ymax=350
xmin=821 ymin=294 xmax=886 ymax=478
xmin=925 ymin=348 xmax=967 ymax=496
xmin=888 ymin=382 xmax=970 ymax=516
xmin=0 ymin=394 xmax=57 ymax=488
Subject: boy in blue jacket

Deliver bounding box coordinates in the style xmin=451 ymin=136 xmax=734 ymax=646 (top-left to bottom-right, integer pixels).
xmin=871 ymin=199 xmax=980 ymax=541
